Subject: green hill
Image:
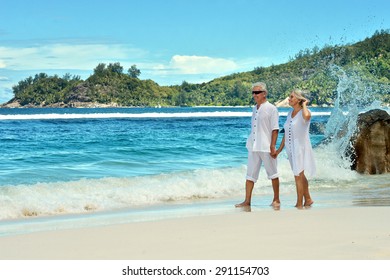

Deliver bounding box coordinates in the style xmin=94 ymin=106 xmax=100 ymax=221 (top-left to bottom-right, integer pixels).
xmin=3 ymin=29 xmax=389 ymax=108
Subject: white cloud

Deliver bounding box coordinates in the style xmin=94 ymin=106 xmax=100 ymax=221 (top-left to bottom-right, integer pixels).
xmin=169 ymin=55 xmax=238 ymax=74
xmin=0 ymin=42 xmax=269 ymax=90
xmin=0 ymin=44 xmax=148 ymax=71
xmin=0 ymin=43 xmax=254 ymax=101
xmin=1 ymin=42 xmax=247 ymax=79
xmin=136 ymin=55 xmax=242 ymax=85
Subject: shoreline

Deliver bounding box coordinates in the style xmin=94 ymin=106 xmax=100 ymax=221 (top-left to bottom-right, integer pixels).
xmin=1 ymin=183 xmax=389 ymax=238
xmin=0 ymin=206 xmax=389 ymax=260
xmin=0 ymin=188 xmax=361 ymax=238
xmin=0 ymin=102 xmax=334 ymax=109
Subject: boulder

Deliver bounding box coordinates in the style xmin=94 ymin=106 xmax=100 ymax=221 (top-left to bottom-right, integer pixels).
xmin=349 ymin=109 xmax=390 ymax=174
xmin=275 ymin=97 xmax=289 ymax=107
xmin=1 ymin=98 xmax=21 ymax=108
xmin=65 ymin=83 xmax=92 ymax=103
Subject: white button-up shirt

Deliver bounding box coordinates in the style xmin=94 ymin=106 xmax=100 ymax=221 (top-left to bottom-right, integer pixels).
xmin=246 ymin=101 xmax=279 ymax=152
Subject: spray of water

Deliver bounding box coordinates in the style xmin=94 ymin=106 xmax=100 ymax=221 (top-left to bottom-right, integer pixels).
xmin=324 ymin=64 xmax=389 ymax=161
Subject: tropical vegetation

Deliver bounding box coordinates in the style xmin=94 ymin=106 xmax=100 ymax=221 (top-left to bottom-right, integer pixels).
xmin=4 ymin=30 xmax=390 ymax=107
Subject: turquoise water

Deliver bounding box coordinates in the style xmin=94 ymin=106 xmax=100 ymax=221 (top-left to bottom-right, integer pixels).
xmin=0 ymin=106 xmax=389 ymax=236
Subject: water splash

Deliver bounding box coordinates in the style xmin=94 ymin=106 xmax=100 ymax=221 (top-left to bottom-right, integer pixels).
xmin=324 ymin=64 xmax=389 ymax=160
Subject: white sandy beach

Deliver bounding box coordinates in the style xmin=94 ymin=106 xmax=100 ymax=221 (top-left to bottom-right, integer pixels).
xmin=0 ymin=206 xmax=389 ymax=260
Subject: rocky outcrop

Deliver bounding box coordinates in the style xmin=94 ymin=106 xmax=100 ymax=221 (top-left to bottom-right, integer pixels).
xmin=65 ymin=83 xmax=92 ymax=103
xmin=0 ymin=99 xmax=119 ymax=108
xmin=275 ymin=97 xmax=289 ymax=107
xmin=1 ymin=83 xmax=120 ymax=108
xmin=1 ymin=98 xmax=22 ymax=108
xmin=349 ymin=109 xmax=390 ymax=174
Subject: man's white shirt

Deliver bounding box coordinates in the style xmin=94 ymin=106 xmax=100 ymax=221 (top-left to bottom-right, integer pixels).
xmin=246 ymin=101 xmax=279 ymax=152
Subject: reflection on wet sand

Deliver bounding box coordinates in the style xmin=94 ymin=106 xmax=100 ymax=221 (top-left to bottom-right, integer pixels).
xmin=352 ymin=180 xmax=390 ymax=207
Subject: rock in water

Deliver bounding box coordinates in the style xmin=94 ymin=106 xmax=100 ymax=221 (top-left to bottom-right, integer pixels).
xmin=349 ymin=109 xmax=390 ymax=174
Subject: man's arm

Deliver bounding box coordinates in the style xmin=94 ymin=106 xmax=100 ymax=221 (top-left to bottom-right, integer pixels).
xmin=270 ymin=129 xmax=278 ymax=156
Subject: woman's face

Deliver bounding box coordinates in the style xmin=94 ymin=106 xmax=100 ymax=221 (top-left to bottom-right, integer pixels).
xmin=288 ymin=92 xmax=299 ymax=106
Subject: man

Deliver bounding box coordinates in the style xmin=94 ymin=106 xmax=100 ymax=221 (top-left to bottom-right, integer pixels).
xmin=235 ymin=82 xmax=280 ymax=208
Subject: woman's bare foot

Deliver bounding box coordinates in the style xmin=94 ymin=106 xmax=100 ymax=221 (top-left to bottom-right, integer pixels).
xmin=304 ymin=199 xmax=314 ymax=207
xmin=295 ymin=204 xmax=304 ymax=209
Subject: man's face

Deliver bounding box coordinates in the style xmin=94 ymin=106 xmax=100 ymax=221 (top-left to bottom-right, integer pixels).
xmin=252 ymin=86 xmax=266 ymax=103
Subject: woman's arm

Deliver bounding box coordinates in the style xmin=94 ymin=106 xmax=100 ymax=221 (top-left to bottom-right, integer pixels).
xmin=302 ymin=99 xmax=311 ymax=121
xmin=273 ymin=134 xmax=285 ymax=158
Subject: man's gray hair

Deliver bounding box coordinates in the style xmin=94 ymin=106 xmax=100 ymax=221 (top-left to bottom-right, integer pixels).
xmin=252 ymin=82 xmax=267 ymax=92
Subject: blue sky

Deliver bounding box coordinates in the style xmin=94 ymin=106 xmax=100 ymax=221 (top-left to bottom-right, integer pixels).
xmin=0 ymin=0 xmax=389 ymax=103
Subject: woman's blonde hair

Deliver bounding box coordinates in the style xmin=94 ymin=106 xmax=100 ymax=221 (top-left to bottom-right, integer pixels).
xmin=291 ymin=89 xmax=308 ymax=106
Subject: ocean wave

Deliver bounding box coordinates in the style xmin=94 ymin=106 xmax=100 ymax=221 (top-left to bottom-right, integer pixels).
xmin=0 ymin=167 xmax=244 ymax=220
xmin=0 ymin=149 xmax=359 ymax=221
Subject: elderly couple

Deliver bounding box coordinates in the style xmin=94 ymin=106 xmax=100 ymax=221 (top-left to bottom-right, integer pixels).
xmin=235 ymin=82 xmax=316 ymax=209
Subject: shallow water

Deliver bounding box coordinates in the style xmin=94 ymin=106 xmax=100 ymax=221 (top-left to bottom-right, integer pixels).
xmin=0 ymin=106 xmax=389 ymax=236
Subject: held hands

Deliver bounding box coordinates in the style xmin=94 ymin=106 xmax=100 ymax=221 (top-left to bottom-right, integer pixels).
xmin=270 ymin=146 xmax=278 ymax=159
xmin=271 ymin=145 xmax=283 ymax=159
xmin=272 ymin=135 xmax=285 ymax=158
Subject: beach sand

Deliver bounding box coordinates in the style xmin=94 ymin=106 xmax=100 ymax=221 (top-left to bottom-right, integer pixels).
xmin=0 ymin=207 xmax=389 ymax=260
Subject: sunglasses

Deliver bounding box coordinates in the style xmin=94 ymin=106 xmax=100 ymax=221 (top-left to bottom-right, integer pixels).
xmin=252 ymin=91 xmax=265 ymax=95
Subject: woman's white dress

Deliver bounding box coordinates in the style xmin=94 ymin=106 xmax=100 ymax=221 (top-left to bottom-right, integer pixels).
xmin=284 ymin=110 xmax=316 ymax=177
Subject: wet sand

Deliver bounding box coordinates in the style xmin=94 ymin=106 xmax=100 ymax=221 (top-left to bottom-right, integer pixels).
xmin=0 ymin=207 xmax=389 ymax=260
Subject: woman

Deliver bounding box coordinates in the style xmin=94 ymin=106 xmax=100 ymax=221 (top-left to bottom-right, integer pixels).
xmin=275 ymin=89 xmax=316 ymax=208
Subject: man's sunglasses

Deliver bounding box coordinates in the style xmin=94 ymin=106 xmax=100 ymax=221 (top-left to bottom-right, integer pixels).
xmin=252 ymin=91 xmax=265 ymax=95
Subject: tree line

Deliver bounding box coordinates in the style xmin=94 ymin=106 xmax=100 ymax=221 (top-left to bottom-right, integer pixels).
xmin=5 ymin=29 xmax=390 ymax=107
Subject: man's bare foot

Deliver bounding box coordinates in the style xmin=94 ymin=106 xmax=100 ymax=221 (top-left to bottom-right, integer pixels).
xmin=270 ymin=200 xmax=280 ymax=207
xmin=235 ymin=202 xmax=250 ymax=207
xmin=304 ymin=199 xmax=314 ymax=207
xmin=239 ymin=205 xmax=252 ymax=212
xmin=295 ymin=204 xmax=304 ymax=209
xmin=270 ymin=201 xmax=281 ymax=210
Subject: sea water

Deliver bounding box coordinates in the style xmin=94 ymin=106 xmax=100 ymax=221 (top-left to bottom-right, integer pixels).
xmin=1 ymin=71 xmax=389 ymax=236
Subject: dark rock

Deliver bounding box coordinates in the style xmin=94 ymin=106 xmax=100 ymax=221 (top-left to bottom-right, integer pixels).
xmin=349 ymin=109 xmax=390 ymax=174
xmin=65 ymin=83 xmax=92 ymax=103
